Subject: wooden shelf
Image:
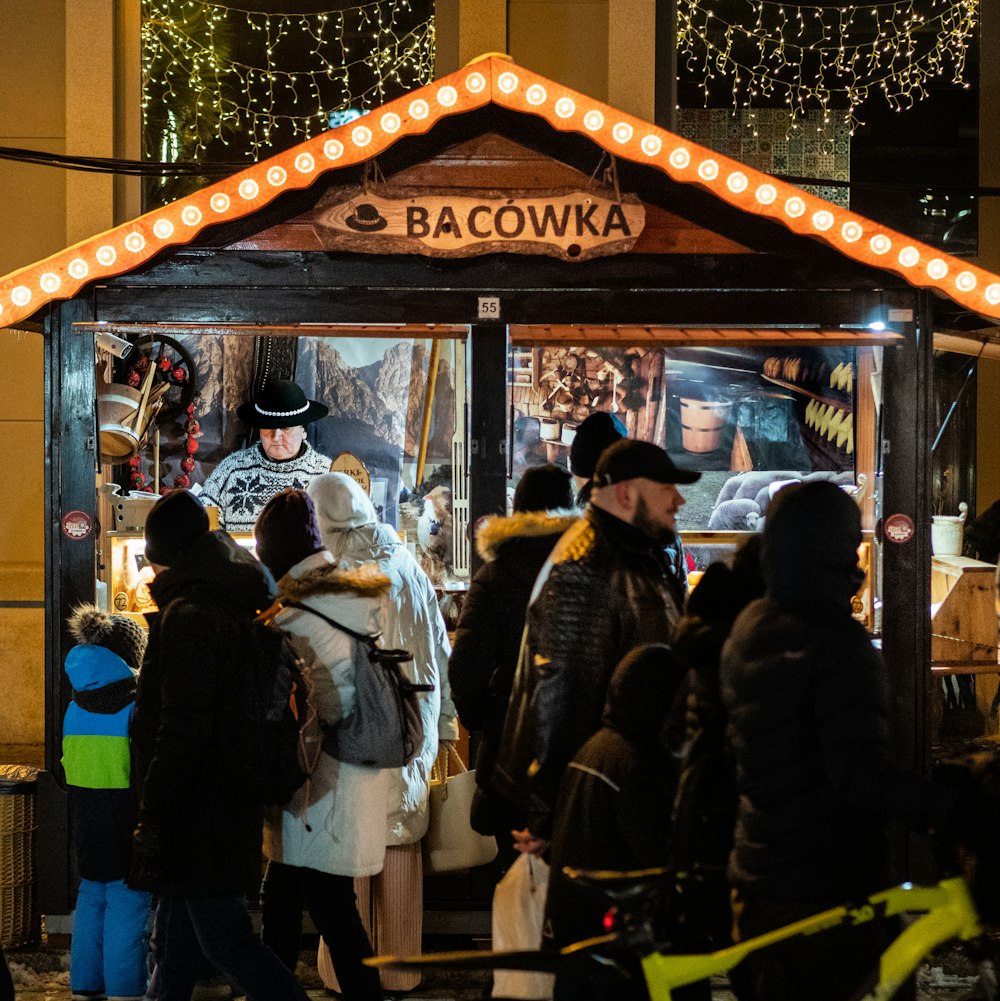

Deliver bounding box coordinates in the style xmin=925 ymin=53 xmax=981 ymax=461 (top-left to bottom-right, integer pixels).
xmin=761 ymin=374 xmax=851 ymax=410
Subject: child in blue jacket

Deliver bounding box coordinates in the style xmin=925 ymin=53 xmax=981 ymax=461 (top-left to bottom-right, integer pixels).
xmin=62 ymin=604 xmax=152 ymax=1001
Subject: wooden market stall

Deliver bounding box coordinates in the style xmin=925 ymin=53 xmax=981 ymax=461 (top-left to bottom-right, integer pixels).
xmin=3 ymin=55 xmax=1000 ymax=915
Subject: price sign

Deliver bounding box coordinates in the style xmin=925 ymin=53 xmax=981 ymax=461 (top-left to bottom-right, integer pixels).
xmin=478 ymin=296 xmax=501 ymax=320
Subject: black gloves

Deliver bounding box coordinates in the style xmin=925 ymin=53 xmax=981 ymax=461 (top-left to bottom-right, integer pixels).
xmin=128 ymin=819 xmax=167 ymax=891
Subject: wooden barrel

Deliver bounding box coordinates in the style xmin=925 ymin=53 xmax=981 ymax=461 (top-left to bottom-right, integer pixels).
xmin=679 ymin=398 xmax=731 ymax=453
xmin=97 ymin=383 xmax=142 ymax=461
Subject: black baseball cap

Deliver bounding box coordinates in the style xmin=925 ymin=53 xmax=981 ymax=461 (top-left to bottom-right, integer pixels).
xmin=593 ymin=439 xmax=701 ymax=487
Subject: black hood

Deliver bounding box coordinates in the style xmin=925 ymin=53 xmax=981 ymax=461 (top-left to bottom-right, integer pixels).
xmin=601 ymin=643 xmax=686 ymax=746
xmin=149 ymin=530 xmax=276 ymax=615
xmin=762 ymin=480 xmax=864 ymax=612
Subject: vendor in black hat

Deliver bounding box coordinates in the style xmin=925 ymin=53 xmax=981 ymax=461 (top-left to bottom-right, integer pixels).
xmin=199 ymin=379 xmax=332 ymax=532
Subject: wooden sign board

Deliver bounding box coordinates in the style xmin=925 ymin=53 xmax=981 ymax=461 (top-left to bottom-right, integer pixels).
xmin=330 ymin=451 xmax=372 ymax=496
xmin=317 ymin=186 xmax=644 ymax=261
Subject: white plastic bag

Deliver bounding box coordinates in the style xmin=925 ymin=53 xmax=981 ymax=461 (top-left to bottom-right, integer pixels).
xmin=491 ymin=854 xmax=556 ymax=1000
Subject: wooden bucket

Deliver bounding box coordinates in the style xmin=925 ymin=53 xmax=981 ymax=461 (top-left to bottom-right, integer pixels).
xmin=97 ymin=383 xmax=143 ymax=461
xmin=679 ymin=398 xmax=731 ymax=453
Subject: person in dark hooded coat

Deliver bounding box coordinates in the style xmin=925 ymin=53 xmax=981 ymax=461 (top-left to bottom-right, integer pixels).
xmin=543 ymin=644 xmax=687 ymax=1001
xmin=448 ymin=464 xmax=577 ymax=839
xmin=129 ymin=489 xmax=308 ymax=1001
xmin=720 ymin=480 xmax=986 ymax=1001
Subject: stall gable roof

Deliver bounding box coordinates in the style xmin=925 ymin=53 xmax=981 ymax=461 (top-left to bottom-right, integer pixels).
xmin=2 ymin=54 xmax=999 ymax=328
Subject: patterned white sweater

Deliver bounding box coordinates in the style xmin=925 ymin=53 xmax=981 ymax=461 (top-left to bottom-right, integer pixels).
xmin=199 ymin=442 xmax=332 ymax=532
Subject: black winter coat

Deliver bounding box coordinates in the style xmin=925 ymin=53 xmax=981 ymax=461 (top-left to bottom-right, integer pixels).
xmin=448 ymin=510 xmax=578 ymax=835
xmin=131 ymin=530 xmax=276 ymax=897
xmin=544 ymin=644 xmax=685 ymax=949
xmin=720 ymin=482 xmax=958 ymax=903
xmin=494 ymin=505 xmax=685 ymax=838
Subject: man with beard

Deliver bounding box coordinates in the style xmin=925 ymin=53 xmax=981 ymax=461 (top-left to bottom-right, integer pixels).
xmin=494 ymin=438 xmax=699 ymax=852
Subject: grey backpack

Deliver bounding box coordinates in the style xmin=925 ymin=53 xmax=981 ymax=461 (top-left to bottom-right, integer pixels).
xmin=284 ymin=601 xmax=433 ymax=768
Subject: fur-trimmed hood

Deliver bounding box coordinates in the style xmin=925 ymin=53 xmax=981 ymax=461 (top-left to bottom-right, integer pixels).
xmin=476 ymin=509 xmax=579 ymax=563
xmin=276 ymin=555 xmax=390 ymax=604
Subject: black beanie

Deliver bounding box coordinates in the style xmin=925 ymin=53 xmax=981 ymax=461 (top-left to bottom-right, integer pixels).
xmin=144 ymin=489 xmax=210 ymax=567
xmin=569 ymin=411 xmax=627 ymax=477
xmin=513 ymin=464 xmax=574 ymax=513
xmin=254 ymin=488 xmax=325 ymax=581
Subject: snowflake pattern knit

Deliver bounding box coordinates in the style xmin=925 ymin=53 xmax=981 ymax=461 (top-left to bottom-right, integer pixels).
xmin=199 ymin=442 xmax=332 ymax=532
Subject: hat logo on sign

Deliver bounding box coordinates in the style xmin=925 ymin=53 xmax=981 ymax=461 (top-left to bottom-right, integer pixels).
xmin=345 ymin=202 xmax=388 ymax=232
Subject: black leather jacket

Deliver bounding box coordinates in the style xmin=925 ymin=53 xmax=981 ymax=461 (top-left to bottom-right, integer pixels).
xmin=493 ymin=505 xmax=685 ymax=838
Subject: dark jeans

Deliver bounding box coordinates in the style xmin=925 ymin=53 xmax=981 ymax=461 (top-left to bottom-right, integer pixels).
xmin=729 ymin=891 xmax=912 ymax=1001
xmin=260 ymin=860 xmax=383 ymax=1001
xmin=146 ymin=893 xmax=308 ymax=1001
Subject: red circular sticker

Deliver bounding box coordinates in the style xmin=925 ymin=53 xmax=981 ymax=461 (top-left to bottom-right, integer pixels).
xmin=61 ymin=510 xmax=93 ymax=540
xmin=883 ymin=513 xmax=915 ymax=544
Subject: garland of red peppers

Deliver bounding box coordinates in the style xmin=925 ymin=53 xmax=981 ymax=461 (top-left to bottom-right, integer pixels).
xmin=125 ymin=352 xmax=202 ymax=493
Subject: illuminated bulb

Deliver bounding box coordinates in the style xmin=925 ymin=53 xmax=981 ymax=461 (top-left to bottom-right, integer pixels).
xmin=437 ymin=85 xmax=458 ymax=107
xmin=785 ymin=197 xmax=806 ymax=218
xmin=497 ymin=72 xmax=519 ymax=94
xmin=955 ymin=271 xmax=976 ymax=292
xmin=927 ymin=259 xmax=948 ymax=280
xmin=727 ymin=172 xmax=749 ymax=193
xmin=584 ymin=110 xmax=605 ymax=131
xmin=698 ymin=159 xmax=719 ymax=180
xmin=526 ymin=85 xmax=547 ymax=106
xmin=755 ymin=184 xmax=777 ymax=204
xmin=613 ymin=123 xmax=634 ymax=144
xmin=669 ymin=148 xmax=692 ymax=169
xmin=869 ymin=234 xmax=891 ymax=255
xmin=898 ymin=247 xmax=920 ymax=268
xmin=555 ymin=97 xmax=576 ymax=118
xmin=812 ymin=210 xmax=834 ymax=231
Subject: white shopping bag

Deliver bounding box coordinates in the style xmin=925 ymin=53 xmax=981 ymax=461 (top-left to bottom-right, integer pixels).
xmin=491 ymin=854 xmax=556 ymax=1000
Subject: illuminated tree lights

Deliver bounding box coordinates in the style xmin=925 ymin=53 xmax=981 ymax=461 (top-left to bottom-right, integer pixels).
xmin=140 ymin=0 xmax=436 ymax=160
xmin=677 ymin=0 xmax=978 ymax=132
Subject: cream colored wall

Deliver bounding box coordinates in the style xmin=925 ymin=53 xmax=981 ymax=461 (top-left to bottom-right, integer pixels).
xmin=0 ymin=328 xmax=45 ymax=745
xmin=509 ymin=0 xmax=610 ymax=99
xmin=0 ymin=1 xmax=66 ymax=750
xmin=0 ymin=1 xmax=129 ymax=752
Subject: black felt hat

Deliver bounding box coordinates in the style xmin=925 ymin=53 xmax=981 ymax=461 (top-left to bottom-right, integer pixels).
xmin=236 ymin=379 xmax=329 ymax=429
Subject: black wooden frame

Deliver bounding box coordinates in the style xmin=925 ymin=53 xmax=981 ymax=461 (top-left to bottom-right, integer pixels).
xmin=40 ymin=245 xmax=933 ymax=911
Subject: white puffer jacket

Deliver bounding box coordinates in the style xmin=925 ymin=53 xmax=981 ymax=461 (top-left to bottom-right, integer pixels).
xmin=308 ymin=473 xmax=460 ymax=846
xmin=262 ymin=550 xmax=391 ymax=876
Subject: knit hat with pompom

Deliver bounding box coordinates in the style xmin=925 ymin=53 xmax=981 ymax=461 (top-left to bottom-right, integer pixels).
xmin=68 ymin=603 xmax=147 ymax=671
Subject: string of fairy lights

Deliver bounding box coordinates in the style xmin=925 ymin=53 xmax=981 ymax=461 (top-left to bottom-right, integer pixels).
xmin=141 ymin=0 xmax=435 ymax=159
xmin=677 ymin=0 xmax=979 ymax=133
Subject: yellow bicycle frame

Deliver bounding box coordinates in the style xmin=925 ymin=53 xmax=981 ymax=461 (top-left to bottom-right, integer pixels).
xmin=639 ymin=877 xmax=982 ymax=1001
